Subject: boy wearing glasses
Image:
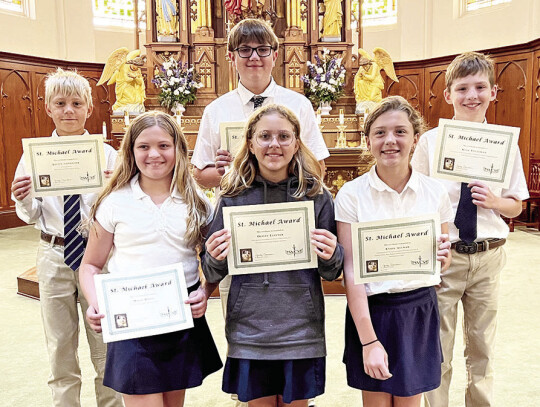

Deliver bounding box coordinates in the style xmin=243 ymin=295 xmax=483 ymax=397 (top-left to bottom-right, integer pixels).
xmin=192 ymin=18 xmax=329 ymax=189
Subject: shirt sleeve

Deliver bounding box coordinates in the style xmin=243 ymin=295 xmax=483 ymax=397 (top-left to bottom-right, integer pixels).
xmin=200 ymin=197 xmax=229 ymax=284
xmin=191 ymin=107 xmax=218 ymax=170
xmin=501 ymin=148 xmax=529 ymax=201
xmin=12 ymin=155 xmax=43 ymax=225
xmin=411 ymin=133 xmax=431 ymax=176
xmin=438 ymin=188 xmax=454 ymax=225
xmin=298 ymin=99 xmax=330 ymax=161
xmin=95 ymin=195 xmax=115 ymax=233
xmin=334 ymin=182 xmax=359 ymax=224
xmin=104 ymin=143 xmax=118 ymax=171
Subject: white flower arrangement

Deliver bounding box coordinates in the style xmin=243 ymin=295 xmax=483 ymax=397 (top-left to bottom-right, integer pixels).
xmin=152 ymin=57 xmax=204 ymax=108
xmin=301 ymin=48 xmax=346 ymax=105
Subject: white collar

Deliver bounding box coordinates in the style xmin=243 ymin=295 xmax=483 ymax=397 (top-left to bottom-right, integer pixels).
xmin=237 ymin=78 xmax=276 ymax=106
xmin=52 ymin=129 xmax=90 ymax=138
xmin=130 ymin=174 xmax=181 ymax=201
xmin=368 ymin=165 xmax=420 ymax=194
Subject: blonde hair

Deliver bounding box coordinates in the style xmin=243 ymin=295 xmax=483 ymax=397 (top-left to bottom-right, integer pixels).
xmin=445 ymin=51 xmax=495 ymax=90
xmin=220 ymin=104 xmax=325 ymax=198
xmin=45 ymin=68 xmax=93 ymax=108
xmin=227 ymin=18 xmax=279 ymax=52
xmin=91 ymin=111 xmax=211 ymax=247
xmin=364 ymin=96 xmax=426 ymax=137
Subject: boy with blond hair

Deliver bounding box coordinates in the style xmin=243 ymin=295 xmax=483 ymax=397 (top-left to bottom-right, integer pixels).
xmin=411 ymin=52 xmax=529 ymax=407
xmin=11 ymin=68 xmax=122 ymax=407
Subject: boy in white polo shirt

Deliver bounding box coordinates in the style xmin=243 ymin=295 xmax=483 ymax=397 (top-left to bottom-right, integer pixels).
xmin=11 ymin=68 xmax=122 ymax=407
xmin=411 ymin=52 xmax=529 ymax=407
xmin=192 ymin=18 xmax=329 ymax=189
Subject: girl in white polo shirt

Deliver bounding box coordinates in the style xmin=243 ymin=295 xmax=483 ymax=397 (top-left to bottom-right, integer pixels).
xmin=335 ymin=96 xmax=452 ymax=407
xmin=79 ymin=111 xmax=222 ymax=407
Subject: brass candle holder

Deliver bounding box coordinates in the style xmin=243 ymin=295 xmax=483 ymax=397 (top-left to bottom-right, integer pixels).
xmin=335 ymin=124 xmax=347 ymax=148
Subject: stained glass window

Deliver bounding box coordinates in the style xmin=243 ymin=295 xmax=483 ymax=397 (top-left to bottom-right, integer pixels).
xmin=352 ymin=0 xmax=397 ymax=27
xmin=465 ymin=0 xmax=511 ymax=12
xmin=0 ymin=0 xmax=23 ymax=13
xmin=93 ymin=0 xmax=145 ymax=28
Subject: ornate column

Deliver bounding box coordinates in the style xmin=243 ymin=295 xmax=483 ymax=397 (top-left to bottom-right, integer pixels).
xmin=283 ymin=0 xmax=307 ymax=92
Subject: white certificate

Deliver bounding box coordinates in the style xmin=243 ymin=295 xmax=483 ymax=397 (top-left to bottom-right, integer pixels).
xmin=94 ymin=263 xmax=193 ymax=343
xmin=220 ymin=121 xmax=246 ymax=157
xmin=351 ymin=214 xmax=440 ymax=284
xmin=432 ymin=119 xmax=520 ymax=188
xmin=223 ymin=201 xmax=317 ymax=275
xmin=22 ymin=134 xmax=107 ymax=196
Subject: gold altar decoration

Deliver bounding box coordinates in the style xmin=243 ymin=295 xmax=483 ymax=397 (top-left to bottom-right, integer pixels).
xmin=156 ymin=0 xmax=179 ymax=41
xmin=321 ymin=0 xmax=343 ymax=41
xmin=354 ymin=47 xmax=398 ymax=114
xmin=98 ymin=48 xmax=146 ymax=114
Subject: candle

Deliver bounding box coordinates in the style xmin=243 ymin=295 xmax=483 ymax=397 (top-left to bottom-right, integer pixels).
xmin=102 ymin=121 xmax=107 ymax=140
xmin=339 ymin=109 xmax=344 ymax=125
xmin=124 ymin=111 xmax=130 ymax=126
xmin=316 ymin=109 xmax=322 ymax=126
xmin=176 ymin=114 xmax=182 ymax=125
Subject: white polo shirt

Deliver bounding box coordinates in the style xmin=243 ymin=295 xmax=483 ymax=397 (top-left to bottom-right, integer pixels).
xmin=411 ymin=126 xmax=529 ymax=242
xmin=335 ymin=166 xmax=453 ymax=296
xmin=191 ymin=79 xmax=330 ymax=170
xmin=96 ymin=175 xmax=212 ymax=287
xmin=13 ymin=130 xmax=118 ymax=237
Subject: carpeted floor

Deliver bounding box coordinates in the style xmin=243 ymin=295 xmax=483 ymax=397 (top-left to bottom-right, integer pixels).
xmin=1 ymin=225 xmax=538 ymax=406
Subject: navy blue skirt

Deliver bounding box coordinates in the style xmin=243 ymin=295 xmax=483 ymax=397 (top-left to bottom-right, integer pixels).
xmin=343 ymin=286 xmax=442 ymax=397
xmin=103 ymin=283 xmax=223 ymax=394
xmin=223 ymin=357 xmax=325 ymax=403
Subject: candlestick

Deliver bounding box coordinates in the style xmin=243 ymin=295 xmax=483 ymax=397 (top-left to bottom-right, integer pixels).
xmin=360 ymin=131 xmax=368 ymax=149
xmin=335 ymin=124 xmax=347 ymax=148
xmin=124 ymin=111 xmax=130 ymax=126
xmin=102 ymin=121 xmax=107 ymax=140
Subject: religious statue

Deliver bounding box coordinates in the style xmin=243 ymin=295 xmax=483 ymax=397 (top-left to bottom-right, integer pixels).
xmin=320 ymin=0 xmax=343 ymax=41
xmin=156 ymin=0 xmax=179 ymax=41
xmin=224 ymin=0 xmax=266 ymax=23
xmin=354 ymin=48 xmax=399 ymax=114
xmin=97 ymin=48 xmax=146 ymax=114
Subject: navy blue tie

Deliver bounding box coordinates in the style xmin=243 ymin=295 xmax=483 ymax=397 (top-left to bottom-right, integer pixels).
xmin=64 ymin=194 xmax=85 ymax=271
xmin=251 ymin=95 xmax=266 ymax=110
xmin=454 ymin=183 xmax=477 ymax=244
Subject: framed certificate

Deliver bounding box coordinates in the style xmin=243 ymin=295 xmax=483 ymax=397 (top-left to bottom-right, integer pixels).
xmin=223 ymin=201 xmax=317 ymax=275
xmin=432 ymin=119 xmax=520 ymax=188
xmin=22 ymin=134 xmax=107 ymax=196
xmin=220 ymin=121 xmax=246 ymax=157
xmin=351 ymin=214 xmax=440 ymax=284
xmin=94 ymin=263 xmax=193 ymax=343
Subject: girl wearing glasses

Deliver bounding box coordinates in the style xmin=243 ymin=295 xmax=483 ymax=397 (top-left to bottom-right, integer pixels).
xmin=201 ymin=104 xmax=343 ymax=407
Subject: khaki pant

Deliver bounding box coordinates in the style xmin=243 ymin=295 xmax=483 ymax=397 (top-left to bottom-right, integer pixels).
xmin=425 ymin=246 xmax=506 ymax=407
xmin=37 ymin=240 xmax=123 ymax=407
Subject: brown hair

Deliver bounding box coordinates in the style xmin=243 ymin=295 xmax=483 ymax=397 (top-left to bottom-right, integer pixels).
xmin=445 ymin=51 xmax=495 ymax=90
xmin=220 ymin=104 xmax=325 ymax=198
xmin=364 ymin=96 xmax=426 ymax=138
xmin=91 ymin=111 xmax=211 ymax=247
xmin=227 ymin=18 xmax=279 ymax=52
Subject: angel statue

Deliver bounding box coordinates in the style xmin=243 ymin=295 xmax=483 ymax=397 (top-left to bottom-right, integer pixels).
xmin=97 ymin=48 xmax=146 ymax=114
xmin=354 ymin=48 xmax=399 ymax=114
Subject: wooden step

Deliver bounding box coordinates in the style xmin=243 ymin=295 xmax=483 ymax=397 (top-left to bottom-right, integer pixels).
xmin=17 ymin=267 xmax=40 ymax=300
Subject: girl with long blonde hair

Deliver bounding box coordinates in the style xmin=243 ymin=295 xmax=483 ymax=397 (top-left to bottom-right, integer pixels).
xmin=80 ymin=111 xmax=222 ymax=407
xmin=202 ymin=104 xmax=343 ymax=407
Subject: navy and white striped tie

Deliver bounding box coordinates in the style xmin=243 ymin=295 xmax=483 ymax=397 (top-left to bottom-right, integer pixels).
xmin=64 ymin=194 xmax=85 ymax=271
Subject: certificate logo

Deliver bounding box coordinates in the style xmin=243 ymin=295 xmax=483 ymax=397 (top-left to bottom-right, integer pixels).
xmin=285 ymin=244 xmax=303 ymax=257
xmin=80 ymin=171 xmax=97 ymax=183
xmin=114 ymin=313 xmax=128 ymax=329
xmin=443 ymin=157 xmax=455 ymax=171
xmin=411 ymin=255 xmax=429 ymax=267
xmin=366 ymin=260 xmax=378 ymax=273
xmin=240 ymin=248 xmax=253 ymax=263
xmin=483 ymin=163 xmax=500 ymax=175
xmin=39 ymin=175 xmax=51 ymax=187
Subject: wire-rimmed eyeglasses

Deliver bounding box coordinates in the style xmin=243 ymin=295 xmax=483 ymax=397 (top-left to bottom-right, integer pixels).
xmin=253 ymin=131 xmax=296 ymax=147
xmin=234 ymin=45 xmax=275 ymax=58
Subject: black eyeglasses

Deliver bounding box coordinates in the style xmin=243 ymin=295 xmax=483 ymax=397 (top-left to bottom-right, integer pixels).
xmin=234 ymin=45 xmax=274 ymax=58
